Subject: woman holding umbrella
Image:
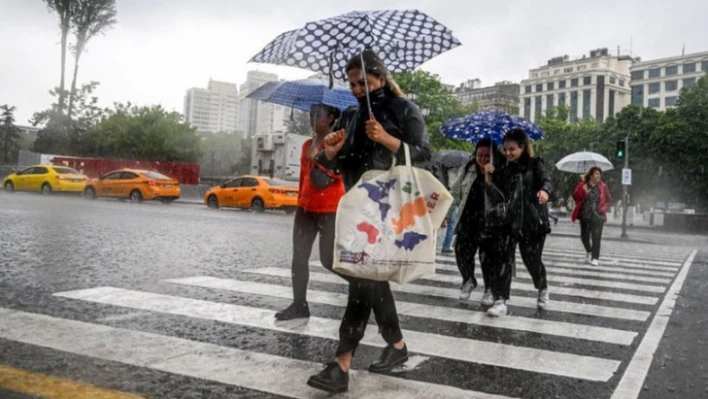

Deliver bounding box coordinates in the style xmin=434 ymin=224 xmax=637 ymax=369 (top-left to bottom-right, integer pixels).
xmin=306 ymin=50 xmax=431 ymax=393
xmin=571 ymin=167 xmax=613 ymax=266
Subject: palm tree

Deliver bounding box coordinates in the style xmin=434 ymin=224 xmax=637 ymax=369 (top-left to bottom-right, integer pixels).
xmin=42 ymin=0 xmax=74 ymax=114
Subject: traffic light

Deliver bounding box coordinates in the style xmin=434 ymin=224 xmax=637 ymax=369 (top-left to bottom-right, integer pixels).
xmin=616 ymin=140 xmax=626 ymax=159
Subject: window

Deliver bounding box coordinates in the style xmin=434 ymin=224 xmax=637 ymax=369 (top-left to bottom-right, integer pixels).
xmin=541 ymin=71 xmax=550 ymax=77
xmin=242 ymin=178 xmax=259 ymax=187
xmin=532 ymin=73 xmax=538 ymax=78
xmin=524 ymin=98 xmax=531 ymax=120
xmin=140 ymin=171 xmax=171 ymax=180
xmin=224 ymin=178 xmax=242 ymax=188
xmin=648 ymin=68 xmax=661 ymax=78
xmin=665 ymin=80 xmax=678 ymax=91
xmin=103 ymin=172 xmax=123 ymax=180
xmin=665 ymin=65 xmax=678 ymax=76
xmin=535 ymin=96 xmax=543 ymax=118
xmin=53 ymin=167 xmax=80 ymax=175
xmin=648 ymin=82 xmax=661 ymax=94
xmin=591 ymin=62 xmax=599 ymax=68
xmin=570 ymin=92 xmax=578 ymax=123
xmin=546 ymin=95 xmax=554 ymax=111
xmin=558 ymin=92 xmax=566 ymax=107
xmin=609 ymin=90 xmax=616 ymax=117
xmin=665 ymin=96 xmax=677 ymax=107
xmin=683 ymin=62 xmax=696 ymax=73
xmin=609 ymin=76 xmax=616 ymax=84
xmin=631 ymin=71 xmax=644 ymax=80
xmin=559 ymin=80 xmax=566 ymax=89
xmin=648 ymin=98 xmax=660 ymax=108
xmin=577 ymin=65 xmax=587 ymax=71
xmin=120 ymin=172 xmax=139 ymax=180
xmin=571 ymin=78 xmax=579 ymax=87
xmin=547 ymin=82 xmax=555 ymax=91
xmin=564 ymin=67 xmax=573 ymax=73
xmin=525 ymin=85 xmax=532 ymax=94
xmin=683 ymin=77 xmax=697 ymax=88
xmin=702 ymin=61 xmax=708 ymax=71
xmin=619 ymin=79 xmax=625 ymax=87
xmin=554 ymin=69 xmax=560 ymax=75
xmin=536 ymin=84 xmax=543 ymax=92
xmin=583 ymin=76 xmax=592 ymax=85
xmin=35 ymin=167 xmax=48 ymax=175
xmin=582 ymin=90 xmax=592 ymax=120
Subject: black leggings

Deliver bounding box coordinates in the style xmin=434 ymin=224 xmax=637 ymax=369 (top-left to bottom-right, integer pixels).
xmin=488 ymin=233 xmax=548 ymax=301
xmin=291 ymin=207 xmax=339 ymax=303
xmin=580 ymin=219 xmax=604 ymax=260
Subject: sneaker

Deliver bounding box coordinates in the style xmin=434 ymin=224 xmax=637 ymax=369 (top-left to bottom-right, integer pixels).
xmin=369 ymin=344 xmax=408 ymax=373
xmin=537 ymin=289 xmax=550 ymax=310
xmin=487 ymin=299 xmax=507 ymax=317
xmin=274 ymin=302 xmax=310 ymax=321
xmin=441 ymin=248 xmax=454 ymax=255
xmin=590 ymin=259 xmax=599 ymax=266
xmin=307 ymin=362 xmax=349 ymax=393
xmin=459 ymin=280 xmax=474 ymax=300
xmin=585 ymin=253 xmax=592 ymax=264
xmin=481 ymin=289 xmax=494 ymax=306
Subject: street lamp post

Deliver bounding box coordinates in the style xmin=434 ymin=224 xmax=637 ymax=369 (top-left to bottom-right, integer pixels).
xmin=620 ymin=135 xmax=630 ymax=239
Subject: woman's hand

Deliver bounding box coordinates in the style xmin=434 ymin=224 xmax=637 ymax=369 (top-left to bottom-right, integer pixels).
xmin=323 ymin=129 xmax=345 ymax=160
xmin=537 ymin=190 xmax=550 ymax=205
xmin=483 ymin=163 xmax=495 ymax=184
xmin=365 ymin=115 xmax=390 ymax=144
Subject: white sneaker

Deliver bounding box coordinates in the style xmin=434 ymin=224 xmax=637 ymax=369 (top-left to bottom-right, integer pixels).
xmin=481 ymin=289 xmax=494 ymax=306
xmin=585 ymin=253 xmax=592 ymax=264
xmin=538 ymin=289 xmax=550 ymax=310
xmin=590 ymin=259 xmax=599 ymax=266
xmin=459 ymin=280 xmax=474 ymax=300
xmin=487 ymin=299 xmax=507 ymax=317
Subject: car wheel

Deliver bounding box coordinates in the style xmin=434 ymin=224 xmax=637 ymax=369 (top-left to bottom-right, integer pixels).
xmin=41 ymin=183 xmax=52 ymax=195
xmin=84 ymin=187 xmax=96 ymax=199
xmin=207 ymin=195 xmax=219 ymax=209
xmin=129 ymin=189 xmax=143 ymax=203
xmin=251 ymin=197 xmax=265 ymax=213
xmin=4 ymin=181 xmax=14 ymax=193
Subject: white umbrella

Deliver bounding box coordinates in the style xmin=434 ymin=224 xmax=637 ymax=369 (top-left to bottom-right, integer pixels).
xmin=555 ymin=151 xmax=614 ymax=174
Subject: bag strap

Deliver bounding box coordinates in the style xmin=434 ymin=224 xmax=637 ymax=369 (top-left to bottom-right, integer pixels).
xmin=390 ymin=143 xmax=412 ymax=170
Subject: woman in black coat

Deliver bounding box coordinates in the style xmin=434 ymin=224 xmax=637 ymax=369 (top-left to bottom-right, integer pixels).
xmin=306 ymin=50 xmax=431 ymax=394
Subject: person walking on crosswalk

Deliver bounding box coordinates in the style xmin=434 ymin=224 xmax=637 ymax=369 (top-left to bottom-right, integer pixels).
xmin=447 ymin=138 xmax=505 ymax=304
xmin=487 ymin=129 xmax=555 ymax=317
xmin=274 ymin=104 xmax=345 ymax=321
xmin=571 ymin=167 xmax=613 ymax=266
xmin=306 ymin=50 xmax=431 ymax=393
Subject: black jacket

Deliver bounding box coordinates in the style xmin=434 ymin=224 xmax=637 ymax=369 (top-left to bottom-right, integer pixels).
xmin=316 ymin=88 xmax=432 ymax=191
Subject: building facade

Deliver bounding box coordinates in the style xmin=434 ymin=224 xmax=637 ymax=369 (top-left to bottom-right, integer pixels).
xmin=629 ymin=51 xmax=708 ymax=111
xmin=454 ymin=79 xmax=521 ymax=115
xmin=520 ymin=48 xmax=634 ymax=123
xmin=183 ymin=80 xmax=239 ymax=133
xmin=238 ymin=71 xmax=282 ymax=138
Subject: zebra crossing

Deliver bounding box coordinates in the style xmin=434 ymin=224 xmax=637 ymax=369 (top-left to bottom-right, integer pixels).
xmin=0 ymin=246 xmax=697 ymax=399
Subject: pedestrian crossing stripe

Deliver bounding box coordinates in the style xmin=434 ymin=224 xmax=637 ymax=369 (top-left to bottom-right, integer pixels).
xmin=437 ymin=254 xmax=681 ymax=272
xmin=540 ymin=248 xmax=684 ymax=265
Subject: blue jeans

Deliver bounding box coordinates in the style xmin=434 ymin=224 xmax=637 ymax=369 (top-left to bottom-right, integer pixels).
xmin=442 ymin=206 xmax=458 ymax=251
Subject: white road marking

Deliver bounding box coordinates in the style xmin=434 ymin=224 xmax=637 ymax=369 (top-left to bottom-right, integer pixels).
xmin=53 ymin=287 xmax=622 ymax=382
xmin=0 ymin=307 xmax=513 ymax=399
xmin=611 ymin=249 xmax=698 ymax=399
xmin=437 ymin=254 xmax=681 ymax=271
xmin=166 ymin=276 xmax=638 ymax=345
xmin=247 ymin=267 xmax=651 ymax=322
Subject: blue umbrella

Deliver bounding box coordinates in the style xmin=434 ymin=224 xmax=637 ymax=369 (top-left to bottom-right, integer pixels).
xmin=246 ymin=78 xmax=357 ymax=112
xmin=440 ymin=110 xmax=545 ymax=145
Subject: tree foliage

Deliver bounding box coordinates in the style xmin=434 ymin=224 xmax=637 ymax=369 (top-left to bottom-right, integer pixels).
xmin=0 ymin=105 xmax=22 ymax=164
xmin=284 ymin=110 xmax=312 ymax=136
xmin=199 ymin=132 xmax=252 ymax=177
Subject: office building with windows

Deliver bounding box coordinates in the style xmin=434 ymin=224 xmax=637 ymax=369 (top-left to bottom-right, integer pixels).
xmin=183 ymin=80 xmax=239 ymax=133
xmin=519 ymin=48 xmax=634 ymax=123
xmin=629 ymin=51 xmax=708 ymax=111
xmin=454 ymin=79 xmax=521 ymax=115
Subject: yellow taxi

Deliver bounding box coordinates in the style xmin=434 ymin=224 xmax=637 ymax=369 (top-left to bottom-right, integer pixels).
xmin=2 ymin=165 xmax=88 ymax=195
xmin=204 ymin=175 xmax=298 ymax=213
xmin=83 ymin=168 xmax=181 ymax=204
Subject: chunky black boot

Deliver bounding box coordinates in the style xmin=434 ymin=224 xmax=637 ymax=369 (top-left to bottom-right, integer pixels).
xmin=307 ymin=362 xmax=349 ymax=393
xmin=274 ymin=302 xmax=310 ymax=321
xmin=368 ymin=343 xmax=408 ymax=373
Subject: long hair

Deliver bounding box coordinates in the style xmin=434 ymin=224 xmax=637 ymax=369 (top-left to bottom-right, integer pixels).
xmin=345 ymin=50 xmax=405 ymax=99
xmin=584 ymin=166 xmax=603 ymax=184
xmin=474 ymin=138 xmax=504 ymax=174
xmin=503 ymin=128 xmax=535 ymax=158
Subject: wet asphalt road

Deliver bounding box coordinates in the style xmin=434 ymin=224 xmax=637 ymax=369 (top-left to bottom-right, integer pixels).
xmin=0 ymin=192 xmax=706 ymax=399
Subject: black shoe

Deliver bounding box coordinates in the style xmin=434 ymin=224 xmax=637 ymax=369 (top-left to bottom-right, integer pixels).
xmin=306 ymin=362 xmax=348 ymax=393
xmin=274 ymin=302 xmax=310 ymax=321
xmin=441 ymin=248 xmax=454 ymax=255
xmin=369 ymin=344 xmax=408 ymax=373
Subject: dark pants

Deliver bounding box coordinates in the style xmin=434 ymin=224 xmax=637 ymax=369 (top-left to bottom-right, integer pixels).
xmin=483 ymin=235 xmax=516 ymax=300
xmin=580 ymin=219 xmax=604 ymax=260
xmin=517 ymin=234 xmax=549 ymax=291
xmin=454 ymin=228 xmax=494 ymax=290
xmin=291 ymin=207 xmax=340 ymax=303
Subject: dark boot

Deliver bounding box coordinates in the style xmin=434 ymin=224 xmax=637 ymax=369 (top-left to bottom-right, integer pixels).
xmin=307 ymin=362 xmax=348 ymax=393
xmin=274 ymin=302 xmax=310 ymax=321
xmin=369 ymin=343 xmax=408 ymax=373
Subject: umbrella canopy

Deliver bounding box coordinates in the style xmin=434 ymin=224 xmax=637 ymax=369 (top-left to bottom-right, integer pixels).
xmin=246 ymin=79 xmax=357 ymax=112
xmin=431 ymin=150 xmax=471 ymax=169
xmin=555 ymin=151 xmax=615 ymax=173
xmin=440 ymin=109 xmax=544 ymax=144
xmin=249 ymin=10 xmax=461 ymax=82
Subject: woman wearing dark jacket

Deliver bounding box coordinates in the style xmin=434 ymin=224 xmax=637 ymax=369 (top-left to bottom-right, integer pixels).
xmin=486 ymin=129 xmax=555 ymax=317
xmin=306 ymin=50 xmax=431 ymax=394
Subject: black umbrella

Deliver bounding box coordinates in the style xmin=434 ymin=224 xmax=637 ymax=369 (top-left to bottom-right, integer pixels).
xmin=431 ymin=150 xmax=472 ymax=170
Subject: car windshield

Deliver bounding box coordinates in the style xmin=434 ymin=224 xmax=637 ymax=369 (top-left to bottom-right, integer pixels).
xmin=263 ymin=178 xmax=297 ymax=187
xmin=140 ymin=171 xmax=171 ymax=180
xmin=53 ymin=167 xmax=81 ymax=174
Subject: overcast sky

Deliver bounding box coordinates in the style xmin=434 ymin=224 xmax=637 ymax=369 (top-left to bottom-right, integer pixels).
xmin=2 ymin=0 xmax=707 ymax=124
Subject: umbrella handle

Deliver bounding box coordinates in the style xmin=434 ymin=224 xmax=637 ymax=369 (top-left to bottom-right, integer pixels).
xmin=360 ymin=52 xmax=372 ymax=119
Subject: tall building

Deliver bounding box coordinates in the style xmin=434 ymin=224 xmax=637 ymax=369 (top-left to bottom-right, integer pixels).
xmin=520 ymin=48 xmax=634 ymax=123
xmin=629 ymin=50 xmax=708 ymax=111
xmin=454 ymin=79 xmax=521 ymax=115
xmin=183 ymin=80 xmax=239 ymax=133
xmin=238 ymin=71 xmax=281 ymax=138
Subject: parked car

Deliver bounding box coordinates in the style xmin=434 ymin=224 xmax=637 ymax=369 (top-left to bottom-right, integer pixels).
xmin=83 ymin=169 xmax=180 ymax=204
xmin=2 ymin=165 xmax=87 ymax=195
xmin=204 ymin=175 xmax=298 ymax=213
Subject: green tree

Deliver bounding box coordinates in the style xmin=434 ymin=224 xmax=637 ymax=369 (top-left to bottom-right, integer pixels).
xmin=68 ymin=0 xmax=117 ymax=119
xmin=78 ymin=103 xmax=203 ymax=163
xmin=233 ymin=136 xmax=253 ymax=175
xmin=200 ymin=132 xmax=248 ymax=177
xmin=284 ymin=110 xmax=312 ymax=136
xmin=0 ymin=105 xmax=22 ymax=163
xmin=42 ymin=0 xmax=74 ymax=114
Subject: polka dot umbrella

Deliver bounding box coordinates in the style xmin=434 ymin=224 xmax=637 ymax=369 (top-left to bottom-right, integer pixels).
xmin=249 ymin=9 xmax=462 ymax=114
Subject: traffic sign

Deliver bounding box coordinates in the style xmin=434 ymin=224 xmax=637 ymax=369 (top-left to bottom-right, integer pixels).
xmin=622 ymin=168 xmax=632 ymax=185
